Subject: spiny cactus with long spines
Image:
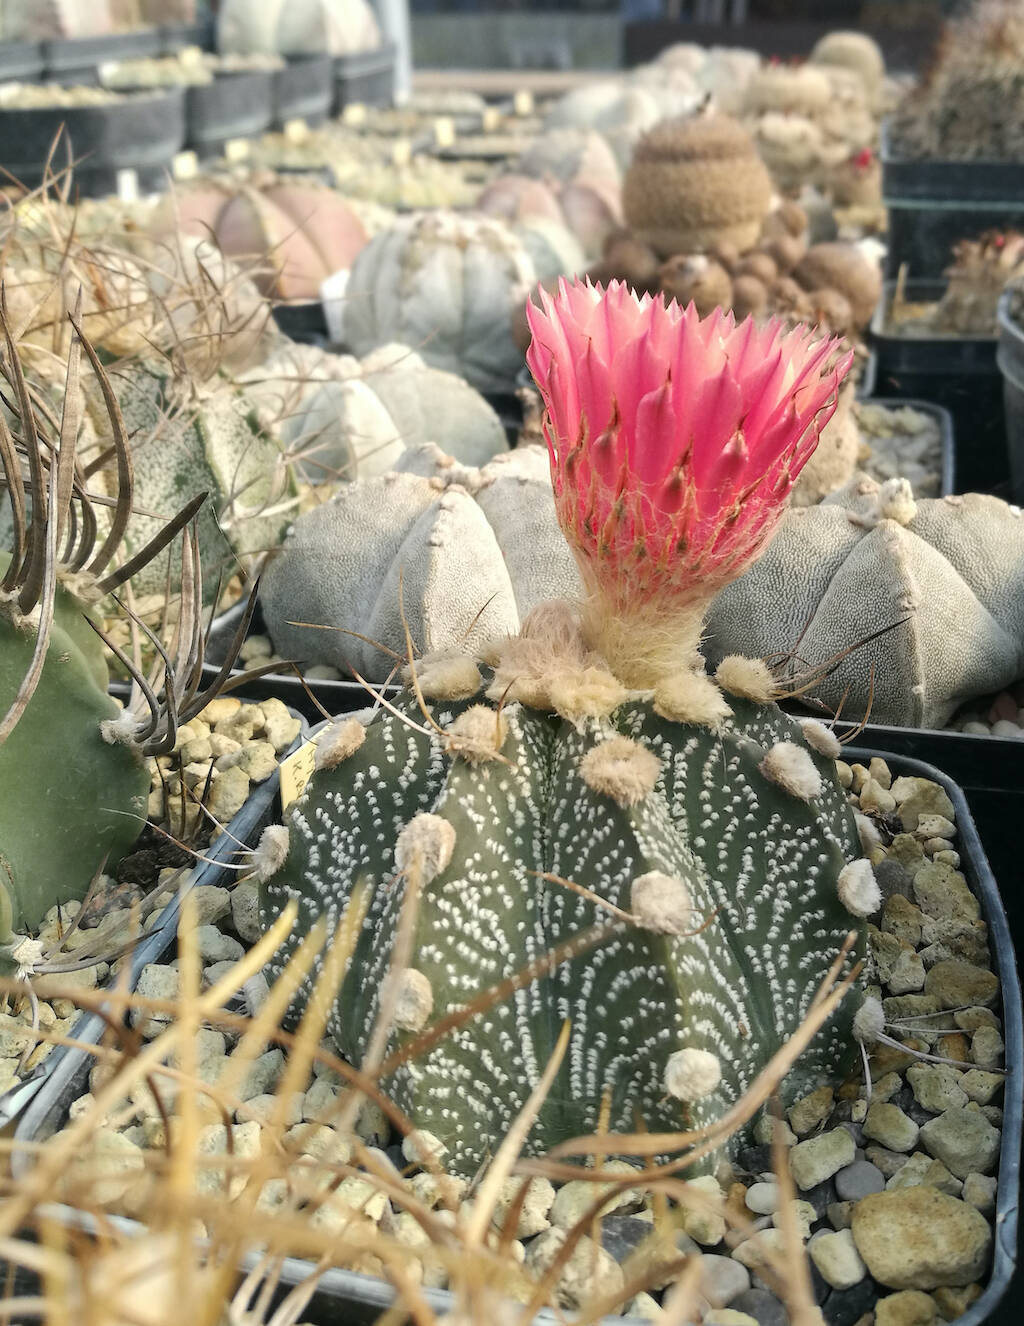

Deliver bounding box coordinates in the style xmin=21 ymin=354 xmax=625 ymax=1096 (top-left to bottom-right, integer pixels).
xmin=889 ymin=0 xmax=1024 ymax=161
xmin=260 ymin=281 xmax=869 ymax=1175
xmin=0 ymin=307 xmax=262 ymax=947
xmin=83 ymin=358 xmax=294 ymax=603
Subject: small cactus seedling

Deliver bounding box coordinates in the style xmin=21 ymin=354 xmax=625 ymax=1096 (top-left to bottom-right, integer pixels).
xmin=261 ymin=280 xmax=867 ymax=1175
xmin=0 ymin=308 xmax=249 ymax=940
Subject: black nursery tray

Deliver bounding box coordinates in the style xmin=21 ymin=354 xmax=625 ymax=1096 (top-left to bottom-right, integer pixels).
xmin=272 ymin=54 xmax=334 ymax=130
xmin=42 ymin=29 xmax=161 ymax=85
xmin=0 ymin=88 xmax=187 ymax=196
xmin=881 ymin=119 xmax=1024 ymax=280
xmin=184 ymin=69 xmax=274 ymax=157
xmin=0 ymin=40 xmax=43 ymax=82
xmin=333 ymin=43 xmax=396 ymax=112
xmin=871 ymin=280 xmax=1006 ymax=495
xmin=863 ymin=396 xmax=956 ymax=496
xmin=5 ymin=749 xmax=1020 ymax=1326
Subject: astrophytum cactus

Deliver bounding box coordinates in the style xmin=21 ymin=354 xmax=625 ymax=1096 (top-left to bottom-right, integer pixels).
xmin=342 ymin=212 xmax=536 ymax=395
xmin=706 ymin=475 xmax=1024 ymax=729
xmin=216 ymin=0 xmax=380 ymax=57
xmin=260 ymin=444 xmax=579 ymax=680
xmin=84 ymin=361 xmax=293 ymax=602
xmin=242 ymin=342 xmax=508 ymax=489
xmin=260 ymin=280 xmax=867 ymax=1174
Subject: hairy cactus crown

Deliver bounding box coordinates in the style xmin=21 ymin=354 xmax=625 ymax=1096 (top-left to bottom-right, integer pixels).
xmin=526 ymin=278 xmax=851 ymax=686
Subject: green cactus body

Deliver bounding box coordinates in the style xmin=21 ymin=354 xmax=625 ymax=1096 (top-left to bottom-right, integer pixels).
xmin=89 ymin=365 xmax=292 ymax=599
xmin=0 ymin=567 xmax=148 ymax=933
xmin=262 ymin=680 xmax=863 ymax=1174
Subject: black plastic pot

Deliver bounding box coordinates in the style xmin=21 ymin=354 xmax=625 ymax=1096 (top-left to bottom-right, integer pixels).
xmin=856 ymin=347 xmax=877 ymax=402
xmin=863 ymin=396 xmax=956 ymax=496
xmin=42 ymin=29 xmax=162 ymax=85
xmin=0 ymin=88 xmax=186 ymax=196
xmin=272 ymin=299 xmax=329 ymax=345
xmin=200 ymin=599 xmax=383 ymax=722
xmin=184 ymin=69 xmax=274 ymax=158
xmin=881 ymin=120 xmax=1024 ymax=280
xmin=332 ymin=43 xmax=396 ymax=112
xmin=0 ymin=40 xmax=43 ymax=82
xmin=996 ymin=291 xmax=1024 ymax=503
xmin=871 ymin=279 xmax=1007 ymax=496
xmin=5 ymin=748 xmax=1019 ymax=1326
xmin=272 ymin=55 xmax=334 ymax=130
xmin=0 ymin=712 xmax=304 ymax=1137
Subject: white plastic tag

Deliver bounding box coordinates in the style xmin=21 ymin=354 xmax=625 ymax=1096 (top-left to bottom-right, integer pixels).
xmin=320 ymin=268 xmax=350 ymax=346
xmin=116 ymin=168 xmax=138 ymax=202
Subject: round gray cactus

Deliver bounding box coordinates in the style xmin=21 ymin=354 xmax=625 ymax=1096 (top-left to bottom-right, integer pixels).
xmin=240 ymin=342 xmax=508 ymax=485
xmin=341 ymin=211 xmax=536 ymax=395
xmin=260 ymin=445 xmax=582 ymax=681
xmin=705 ymin=478 xmax=1024 ymax=729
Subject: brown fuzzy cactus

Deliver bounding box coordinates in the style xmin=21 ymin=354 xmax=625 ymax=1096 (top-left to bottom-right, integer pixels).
xmin=937 ymin=230 xmax=1024 ymax=335
xmin=794 ymin=242 xmax=882 ymax=328
xmin=622 ymin=112 xmax=774 ymax=259
xmin=809 ymin=30 xmax=886 ymax=102
xmin=742 ymin=63 xmax=834 ymax=118
xmin=656 ymin=254 xmax=733 ymax=317
xmin=890 ymin=0 xmax=1024 ymax=161
xmin=790 ymin=380 xmax=860 ymax=507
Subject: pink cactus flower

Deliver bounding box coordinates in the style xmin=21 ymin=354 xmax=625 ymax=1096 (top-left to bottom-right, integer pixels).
xmin=526 ymin=278 xmax=852 ymax=621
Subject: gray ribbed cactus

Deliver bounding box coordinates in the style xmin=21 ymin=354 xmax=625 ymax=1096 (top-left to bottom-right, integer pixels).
xmin=240 ymin=342 xmax=508 ymax=486
xmin=342 ymin=212 xmax=536 ymax=395
xmin=260 ymin=446 xmax=581 ymax=681
xmin=706 ymin=478 xmax=1024 ymax=728
xmin=262 ymin=674 xmax=862 ymax=1175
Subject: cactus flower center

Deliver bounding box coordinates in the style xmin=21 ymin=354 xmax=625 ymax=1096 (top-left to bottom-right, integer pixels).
xmin=526 ymin=278 xmax=852 ymax=687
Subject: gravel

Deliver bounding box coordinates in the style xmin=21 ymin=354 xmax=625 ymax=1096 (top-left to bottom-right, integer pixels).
xmin=854 ymin=402 xmax=944 ymax=498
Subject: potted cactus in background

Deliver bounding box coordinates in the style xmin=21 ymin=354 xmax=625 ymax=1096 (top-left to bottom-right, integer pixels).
xmin=872 ymin=233 xmax=1022 ymax=494
xmin=883 ymin=0 xmax=1024 ymax=278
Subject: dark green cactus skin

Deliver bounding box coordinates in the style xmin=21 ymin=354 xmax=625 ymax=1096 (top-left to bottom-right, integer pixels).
xmin=0 ymin=567 xmax=149 ymax=933
xmin=262 ymin=682 xmax=863 ymax=1174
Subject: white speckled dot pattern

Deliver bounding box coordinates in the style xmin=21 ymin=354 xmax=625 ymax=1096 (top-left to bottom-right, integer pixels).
xmin=261 ymin=682 xmax=863 ymax=1175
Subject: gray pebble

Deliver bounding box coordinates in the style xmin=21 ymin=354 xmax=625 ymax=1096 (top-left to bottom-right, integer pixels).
xmin=230 ymin=880 xmax=262 ymax=944
xmin=129 ymin=964 xmax=180 ymax=1039
xmin=699 ymin=1253 xmax=751 ymax=1308
xmin=834 ymin=1159 xmax=885 ymax=1201
xmin=728 ymin=1288 xmax=788 ymax=1326
xmin=745 ymin=1180 xmax=780 ymax=1215
xmin=919 ymin=1106 xmax=1001 ymax=1178
xmin=598 ymin=1215 xmax=657 ymax=1264
xmin=195 ymin=925 xmax=244 ymax=964
xmin=823 ymin=1277 xmax=877 ymax=1326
